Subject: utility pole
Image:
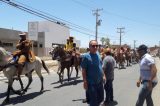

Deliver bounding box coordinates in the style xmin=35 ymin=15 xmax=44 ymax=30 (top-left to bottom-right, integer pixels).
xmin=134 ymin=40 xmax=137 ymax=50
xmin=117 ymin=27 xmax=125 ymax=47
xmin=93 ymin=8 xmax=103 ymax=41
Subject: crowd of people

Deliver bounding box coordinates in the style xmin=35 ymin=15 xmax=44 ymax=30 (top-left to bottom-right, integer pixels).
xmin=81 ymin=40 xmax=158 ymax=106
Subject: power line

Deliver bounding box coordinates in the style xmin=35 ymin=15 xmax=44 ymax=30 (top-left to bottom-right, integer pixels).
xmin=71 ymin=0 xmax=160 ymax=28
xmin=0 ymin=0 xmax=100 ymax=37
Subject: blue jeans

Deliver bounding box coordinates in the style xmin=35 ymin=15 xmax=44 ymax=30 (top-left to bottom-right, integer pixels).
xmin=88 ymin=82 xmax=104 ymax=106
xmin=136 ymin=81 xmax=157 ymax=106
xmin=104 ymin=79 xmax=113 ymax=102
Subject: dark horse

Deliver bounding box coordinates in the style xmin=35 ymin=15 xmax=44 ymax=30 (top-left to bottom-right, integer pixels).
xmin=50 ymin=45 xmax=81 ymax=84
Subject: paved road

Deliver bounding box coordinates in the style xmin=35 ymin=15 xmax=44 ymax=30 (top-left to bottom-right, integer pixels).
xmin=0 ymin=58 xmax=160 ymax=106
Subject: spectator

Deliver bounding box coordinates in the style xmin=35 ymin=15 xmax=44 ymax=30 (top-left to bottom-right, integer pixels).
xmin=102 ymin=48 xmax=116 ymax=105
xmin=81 ymin=40 xmax=105 ymax=106
xmin=136 ymin=44 xmax=158 ymax=106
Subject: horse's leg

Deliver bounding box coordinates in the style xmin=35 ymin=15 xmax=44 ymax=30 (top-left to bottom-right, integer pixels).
xmin=35 ymin=67 xmax=44 ymax=92
xmin=23 ymin=72 xmax=33 ymax=93
xmin=67 ymin=67 xmax=70 ymax=82
xmin=69 ymin=66 xmax=73 ymax=77
xmin=18 ymin=76 xmax=24 ymax=91
xmin=75 ymin=66 xmax=78 ymax=78
xmin=3 ymin=79 xmax=13 ymax=104
xmin=10 ymin=79 xmax=22 ymax=95
xmin=58 ymin=67 xmax=63 ymax=83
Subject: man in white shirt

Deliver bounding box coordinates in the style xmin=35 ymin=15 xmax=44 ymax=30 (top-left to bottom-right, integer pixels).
xmin=136 ymin=44 xmax=158 ymax=106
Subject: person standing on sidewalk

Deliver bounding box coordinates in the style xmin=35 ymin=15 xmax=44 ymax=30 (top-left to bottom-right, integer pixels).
xmin=102 ymin=48 xmax=116 ymax=105
xmin=81 ymin=40 xmax=105 ymax=106
xmin=136 ymin=44 xmax=158 ymax=106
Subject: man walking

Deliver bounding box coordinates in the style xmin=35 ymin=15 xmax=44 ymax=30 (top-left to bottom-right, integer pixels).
xmin=102 ymin=48 xmax=116 ymax=105
xmin=136 ymin=44 xmax=158 ymax=106
xmin=81 ymin=40 xmax=105 ymax=106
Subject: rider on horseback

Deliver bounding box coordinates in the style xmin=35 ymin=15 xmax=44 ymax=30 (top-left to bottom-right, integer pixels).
xmin=12 ymin=32 xmax=35 ymax=79
xmin=64 ymin=36 xmax=80 ymax=65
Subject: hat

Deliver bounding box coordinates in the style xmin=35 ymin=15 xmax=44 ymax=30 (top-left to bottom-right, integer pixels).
xmin=104 ymin=48 xmax=111 ymax=53
xmin=137 ymin=44 xmax=148 ymax=51
xmin=19 ymin=32 xmax=26 ymax=36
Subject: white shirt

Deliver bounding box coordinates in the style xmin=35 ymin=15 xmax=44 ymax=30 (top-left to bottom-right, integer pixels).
xmin=140 ymin=53 xmax=158 ymax=82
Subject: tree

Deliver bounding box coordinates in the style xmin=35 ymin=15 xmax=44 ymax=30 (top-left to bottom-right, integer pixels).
xmin=100 ymin=37 xmax=105 ymax=45
xmin=104 ymin=37 xmax=110 ymax=46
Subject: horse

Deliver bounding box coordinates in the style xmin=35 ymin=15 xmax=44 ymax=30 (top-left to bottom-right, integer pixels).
xmin=131 ymin=49 xmax=139 ymax=64
xmin=0 ymin=47 xmax=50 ymax=104
xmin=125 ymin=48 xmax=132 ymax=66
xmin=117 ymin=48 xmax=126 ymax=69
xmin=50 ymin=45 xmax=81 ymax=84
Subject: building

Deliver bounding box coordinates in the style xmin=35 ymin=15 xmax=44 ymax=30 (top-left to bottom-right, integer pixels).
xmin=0 ymin=28 xmax=21 ymax=53
xmin=0 ymin=21 xmax=81 ymax=57
xmin=28 ymin=21 xmax=70 ymax=56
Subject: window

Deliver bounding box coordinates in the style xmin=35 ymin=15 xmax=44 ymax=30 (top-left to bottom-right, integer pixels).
xmin=39 ymin=44 xmax=43 ymax=48
xmin=2 ymin=42 xmax=13 ymax=47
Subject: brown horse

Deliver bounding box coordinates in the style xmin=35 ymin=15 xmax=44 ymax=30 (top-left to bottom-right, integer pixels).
xmin=117 ymin=48 xmax=126 ymax=69
xmin=50 ymin=45 xmax=81 ymax=84
xmin=125 ymin=48 xmax=132 ymax=66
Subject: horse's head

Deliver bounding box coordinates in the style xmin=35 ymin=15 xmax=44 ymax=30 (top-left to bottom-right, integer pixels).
xmin=0 ymin=47 xmax=12 ymax=67
xmin=50 ymin=45 xmax=66 ymax=60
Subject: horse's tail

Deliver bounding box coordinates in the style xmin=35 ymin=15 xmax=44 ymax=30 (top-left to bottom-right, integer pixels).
xmin=41 ymin=60 xmax=50 ymax=74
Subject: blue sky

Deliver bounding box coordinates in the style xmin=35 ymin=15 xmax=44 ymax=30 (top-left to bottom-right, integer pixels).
xmin=0 ymin=0 xmax=160 ymax=48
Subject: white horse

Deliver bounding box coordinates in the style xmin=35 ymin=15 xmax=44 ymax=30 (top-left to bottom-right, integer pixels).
xmin=0 ymin=47 xmax=50 ymax=104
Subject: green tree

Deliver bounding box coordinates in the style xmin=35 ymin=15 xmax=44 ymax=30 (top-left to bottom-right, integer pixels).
xmin=100 ymin=37 xmax=105 ymax=45
xmin=104 ymin=37 xmax=110 ymax=46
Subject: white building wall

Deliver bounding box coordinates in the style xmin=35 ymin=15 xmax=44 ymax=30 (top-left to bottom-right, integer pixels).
xmin=38 ymin=21 xmax=70 ymax=48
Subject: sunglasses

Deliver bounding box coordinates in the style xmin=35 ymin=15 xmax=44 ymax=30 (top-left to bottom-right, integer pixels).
xmin=90 ymin=45 xmax=98 ymax=48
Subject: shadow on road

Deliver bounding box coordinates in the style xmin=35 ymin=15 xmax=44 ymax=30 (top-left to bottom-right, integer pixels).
xmin=0 ymin=90 xmax=50 ymax=106
xmin=72 ymin=98 xmax=84 ymax=102
xmin=0 ymin=88 xmax=31 ymax=99
xmin=54 ymin=79 xmax=83 ymax=88
xmin=51 ymin=76 xmax=81 ymax=85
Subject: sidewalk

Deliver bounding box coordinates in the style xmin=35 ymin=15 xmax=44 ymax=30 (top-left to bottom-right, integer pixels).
xmin=0 ymin=59 xmax=58 ymax=81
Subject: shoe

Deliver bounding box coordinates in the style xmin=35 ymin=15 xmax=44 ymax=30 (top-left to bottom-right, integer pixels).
xmin=102 ymin=101 xmax=109 ymax=106
xmin=110 ymin=100 xmax=118 ymax=105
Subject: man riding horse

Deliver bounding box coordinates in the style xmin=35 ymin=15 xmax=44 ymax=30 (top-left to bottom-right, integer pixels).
xmin=64 ymin=36 xmax=80 ymax=65
xmin=12 ymin=32 xmax=35 ymax=79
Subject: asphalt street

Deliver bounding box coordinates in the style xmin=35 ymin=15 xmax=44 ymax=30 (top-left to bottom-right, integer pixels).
xmin=0 ymin=58 xmax=160 ymax=106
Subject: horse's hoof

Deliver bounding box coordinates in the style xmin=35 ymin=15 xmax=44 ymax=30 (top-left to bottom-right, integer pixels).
xmin=24 ymin=89 xmax=27 ymax=92
xmin=2 ymin=98 xmax=10 ymax=105
xmin=40 ymin=89 xmax=43 ymax=93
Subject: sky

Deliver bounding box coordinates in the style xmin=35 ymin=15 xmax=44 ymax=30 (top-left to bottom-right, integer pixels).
xmin=0 ymin=0 xmax=160 ymax=48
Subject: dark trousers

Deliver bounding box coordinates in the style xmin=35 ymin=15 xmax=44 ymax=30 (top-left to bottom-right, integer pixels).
xmin=88 ymin=82 xmax=104 ymax=106
xmin=104 ymin=79 xmax=113 ymax=102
